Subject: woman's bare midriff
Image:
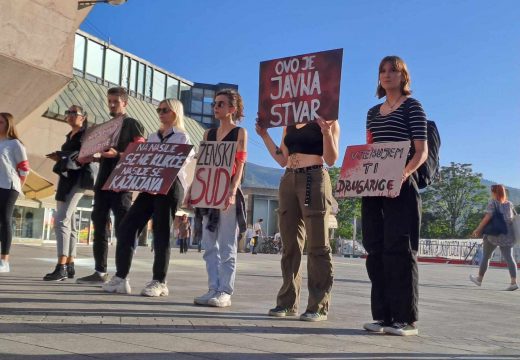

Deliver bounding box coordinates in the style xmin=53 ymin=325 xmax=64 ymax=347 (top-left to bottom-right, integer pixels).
xmin=287 ymin=153 xmax=323 ymax=169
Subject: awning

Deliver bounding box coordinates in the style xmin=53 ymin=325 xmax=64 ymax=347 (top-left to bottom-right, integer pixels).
xmin=22 ymin=170 xmax=55 ymax=200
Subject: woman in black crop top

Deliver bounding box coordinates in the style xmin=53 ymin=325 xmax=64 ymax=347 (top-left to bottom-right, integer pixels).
xmin=256 ymin=116 xmax=340 ymax=322
xmin=361 ymin=56 xmax=428 ymax=336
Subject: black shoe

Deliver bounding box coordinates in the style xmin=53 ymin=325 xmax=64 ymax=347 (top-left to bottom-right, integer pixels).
xmin=43 ymin=264 xmax=68 ymax=281
xmin=76 ymin=272 xmax=109 ymax=285
xmin=66 ymin=262 xmax=75 ymax=279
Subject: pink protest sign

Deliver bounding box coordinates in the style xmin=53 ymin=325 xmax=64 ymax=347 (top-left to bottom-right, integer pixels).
xmin=258 ymin=48 xmax=343 ymax=128
xmin=102 ymin=142 xmax=193 ymax=194
xmin=190 ymin=141 xmax=237 ymax=209
xmin=335 ymin=141 xmax=410 ymax=198
xmin=78 ymin=117 xmax=123 ymax=162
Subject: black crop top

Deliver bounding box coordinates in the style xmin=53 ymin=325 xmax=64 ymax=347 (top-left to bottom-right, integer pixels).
xmin=283 ymin=123 xmax=323 ymax=156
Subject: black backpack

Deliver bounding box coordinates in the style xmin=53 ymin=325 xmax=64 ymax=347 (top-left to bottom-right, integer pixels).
xmin=403 ymin=101 xmax=441 ymax=189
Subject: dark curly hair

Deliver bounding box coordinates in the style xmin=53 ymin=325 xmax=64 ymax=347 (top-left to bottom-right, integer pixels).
xmin=215 ymin=88 xmax=244 ymax=122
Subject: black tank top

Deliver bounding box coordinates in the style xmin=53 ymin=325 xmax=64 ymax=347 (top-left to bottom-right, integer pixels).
xmin=284 ymin=123 xmax=323 ymax=156
xmin=207 ymin=127 xmax=241 ymax=141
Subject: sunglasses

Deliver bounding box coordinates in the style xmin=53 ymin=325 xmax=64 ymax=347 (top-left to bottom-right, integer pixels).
xmin=211 ymin=101 xmax=228 ymax=109
xmin=65 ymin=110 xmax=83 ymax=116
xmin=156 ymin=107 xmax=171 ymax=115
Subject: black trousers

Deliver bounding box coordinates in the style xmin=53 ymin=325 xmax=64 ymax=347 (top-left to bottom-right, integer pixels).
xmin=91 ymin=190 xmax=132 ymax=273
xmin=0 ymin=188 xmax=19 ymax=255
xmin=179 ymin=238 xmax=188 ymax=253
xmin=115 ymin=180 xmax=182 ymax=282
xmin=361 ymin=177 xmax=421 ymax=324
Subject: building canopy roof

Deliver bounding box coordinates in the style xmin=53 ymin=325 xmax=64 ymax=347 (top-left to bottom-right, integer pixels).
xmin=46 ymin=76 xmax=205 ymax=149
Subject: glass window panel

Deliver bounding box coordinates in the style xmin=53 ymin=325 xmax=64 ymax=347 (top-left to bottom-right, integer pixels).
xmin=137 ymin=63 xmax=145 ymax=95
xmin=104 ymin=49 xmax=121 ymax=85
xmin=152 ymin=71 xmax=166 ymax=101
xmin=203 ymin=89 xmax=215 ymax=115
xmin=73 ymin=34 xmax=86 ymax=71
xmin=166 ymin=76 xmax=179 ymax=99
xmin=129 ymin=59 xmax=137 ymax=92
xmin=145 ymin=66 xmax=153 ymax=98
xmin=192 ymin=87 xmax=203 ymax=101
xmin=85 ymin=40 xmax=104 ymax=78
xmin=121 ymin=56 xmax=130 ymax=89
xmin=191 ymin=100 xmax=202 ymax=114
xmin=202 ymin=116 xmax=214 ymax=124
xmin=179 ymin=82 xmax=191 ymax=108
xmin=192 ymin=115 xmax=202 ymax=122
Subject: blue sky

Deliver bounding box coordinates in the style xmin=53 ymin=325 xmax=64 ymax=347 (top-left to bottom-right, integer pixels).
xmin=82 ymin=0 xmax=520 ymax=188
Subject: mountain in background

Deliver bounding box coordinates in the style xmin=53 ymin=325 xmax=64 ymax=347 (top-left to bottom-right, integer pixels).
xmin=243 ymin=162 xmax=520 ymax=205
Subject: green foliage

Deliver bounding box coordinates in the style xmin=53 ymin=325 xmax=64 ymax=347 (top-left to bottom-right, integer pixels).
xmin=328 ymin=167 xmax=362 ymax=240
xmin=421 ymin=162 xmax=488 ymax=238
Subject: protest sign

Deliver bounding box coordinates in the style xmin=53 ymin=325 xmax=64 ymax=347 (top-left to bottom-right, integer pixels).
xmin=335 ymin=141 xmax=410 ymax=198
xmin=257 ymin=48 xmax=343 ymax=128
xmin=190 ymin=141 xmax=237 ymax=209
xmin=78 ymin=117 xmax=124 ymax=162
xmin=102 ymin=142 xmax=193 ymax=194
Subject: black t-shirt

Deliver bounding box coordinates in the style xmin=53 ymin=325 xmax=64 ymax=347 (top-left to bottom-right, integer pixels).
xmin=94 ymin=117 xmax=144 ymax=190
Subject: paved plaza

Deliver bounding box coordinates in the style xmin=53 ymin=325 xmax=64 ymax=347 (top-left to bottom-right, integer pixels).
xmin=1 ymin=243 xmax=519 ymax=359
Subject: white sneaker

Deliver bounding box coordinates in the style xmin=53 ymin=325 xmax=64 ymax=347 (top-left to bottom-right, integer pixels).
xmin=102 ymin=275 xmax=131 ymax=294
xmin=208 ymin=291 xmax=232 ymax=307
xmin=506 ymin=283 xmax=519 ymax=291
xmin=469 ymin=274 xmax=482 ymax=287
xmin=141 ymin=280 xmax=169 ymax=297
xmin=194 ymin=289 xmax=218 ymax=305
xmin=0 ymin=260 xmax=9 ymax=273
xmin=363 ymin=320 xmax=386 ymax=333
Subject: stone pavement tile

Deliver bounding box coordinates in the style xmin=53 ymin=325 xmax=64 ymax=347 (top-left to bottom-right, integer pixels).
xmin=2 ymin=244 xmax=520 ymax=359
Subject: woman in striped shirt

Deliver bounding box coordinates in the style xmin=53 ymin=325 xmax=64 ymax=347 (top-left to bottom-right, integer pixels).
xmin=361 ymin=56 xmax=428 ymax=336
xmin=0 ymin=113 xmax=29 ymax=273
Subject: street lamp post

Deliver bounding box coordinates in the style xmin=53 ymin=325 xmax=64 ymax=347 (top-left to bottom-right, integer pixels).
xmin=78 ymin=0 xmax=127 ymax=10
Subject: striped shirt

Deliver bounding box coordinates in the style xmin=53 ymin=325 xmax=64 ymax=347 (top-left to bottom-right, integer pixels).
xmin=366 ymin=97 xmax=427 ymax=144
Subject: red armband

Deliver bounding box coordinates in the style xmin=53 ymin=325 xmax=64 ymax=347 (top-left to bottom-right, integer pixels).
xmin=16 ymin=160 xmax=30 ymax=176
xmin=235 ymin=151 xmax=247 ymax=163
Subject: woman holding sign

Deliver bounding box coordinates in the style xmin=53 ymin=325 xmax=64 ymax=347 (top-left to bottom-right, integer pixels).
xmin=188 ymin=89 xmax=247 ymax=308
xmin=103 ymin=98 xmax=193 ymax=296
xmin=256 ymin=115 xmax=339 ymax=321
xmin=361 ymin=56 xmax=428 ymax=336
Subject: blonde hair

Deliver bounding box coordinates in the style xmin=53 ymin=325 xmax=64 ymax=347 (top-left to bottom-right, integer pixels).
xmin=161 ymin=98 xmax=185 ymax=131
xmin=0 ymin=112 xmax=22 ymax=143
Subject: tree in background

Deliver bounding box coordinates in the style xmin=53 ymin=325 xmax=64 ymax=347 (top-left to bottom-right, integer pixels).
xmin=421 ymin=162 xmax=488 ymax=238
xmin=328 ymin=167 xmax=361 ymax=240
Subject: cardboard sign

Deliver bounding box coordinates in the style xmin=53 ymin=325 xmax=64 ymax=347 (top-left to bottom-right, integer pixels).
xmin=335 ymin=141 xmax=410 ymax=198
xmin=102 ymin=142 xmax=194 ymax=194
xmin=190 ymin=141 xmax=237 ymax=209
xmin=258 ymin=48 xmax=343 ymax=128
xmin=78 ymin=117 xmax=124 ymax=162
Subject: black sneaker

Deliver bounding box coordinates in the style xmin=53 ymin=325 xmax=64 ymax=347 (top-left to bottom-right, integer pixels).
xmin=268 ymin=306 xmax=298 ymax=317
xmin=66 ymin=262 xmax=75 ymax=279
xmin=384 ymin=322 xmax=418 ymax=336
xmin=43 ymin=264 xmax=68 ymax=281
xmin=299 ymin=310 xmax=327 ymax=322
xmin=76 ymin=272 xmax=109 ymax=285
